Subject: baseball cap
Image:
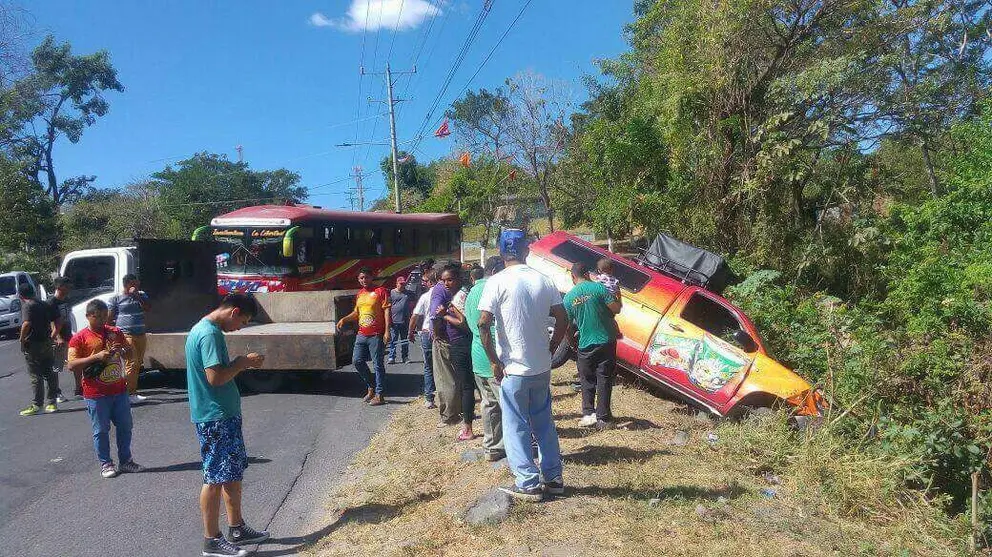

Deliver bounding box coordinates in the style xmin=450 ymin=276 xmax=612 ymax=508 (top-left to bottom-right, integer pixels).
xmin=499 ymin=229 xmax=529 ymax=258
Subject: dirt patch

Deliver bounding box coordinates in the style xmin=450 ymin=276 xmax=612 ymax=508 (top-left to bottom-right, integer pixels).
xmin=306 ymin=364 xmax=967 ymax=557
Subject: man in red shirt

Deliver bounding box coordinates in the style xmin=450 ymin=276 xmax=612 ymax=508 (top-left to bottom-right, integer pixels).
xmin=68 ymin=299 xmax=142 ymax=479
xmin=337 ymin=268 xmax=391 ymax=406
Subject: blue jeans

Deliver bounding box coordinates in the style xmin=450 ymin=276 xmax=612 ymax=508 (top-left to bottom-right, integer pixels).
xmin=353 ymin=334 xmax=386 ymax=395
xmin=85 ymin=393 xmax=133 ymax=465
xmin=500 ymin=372 xmax=562 ymax=489
xmin=421 ymin=334 xmax=435 ymax=400
xmin=388 ymin=322 xmax=409 ymax=362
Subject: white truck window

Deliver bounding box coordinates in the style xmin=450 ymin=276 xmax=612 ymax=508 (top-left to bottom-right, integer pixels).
xmin=65 ymin=256 xmax=116 ymax=302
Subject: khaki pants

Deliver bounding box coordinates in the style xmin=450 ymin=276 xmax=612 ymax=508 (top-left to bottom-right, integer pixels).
xmin=475 ymin=374 xmax=504 ymax=453
xmin=432 ymin=339 xmax=469 ymax=422
xmin=123 ymin=333 xmax=146 ymax=394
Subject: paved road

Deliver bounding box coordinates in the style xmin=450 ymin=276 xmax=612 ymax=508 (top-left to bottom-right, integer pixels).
xmin=0 ymin=337 xmax=426 ymax=557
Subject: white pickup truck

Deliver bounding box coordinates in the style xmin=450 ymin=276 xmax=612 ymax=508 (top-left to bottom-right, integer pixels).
xmin=0 ymin=271 xmax=47 ymax=338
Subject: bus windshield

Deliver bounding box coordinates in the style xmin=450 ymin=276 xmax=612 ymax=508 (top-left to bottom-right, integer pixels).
xmin=214 ymin=228 xmax=291 ymax=276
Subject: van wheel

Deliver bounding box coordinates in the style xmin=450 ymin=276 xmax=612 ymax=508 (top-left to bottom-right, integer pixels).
xmin=238 ymin=372 xmax=285 ymax=393
xmin=550 ymin=339 xmax=575 ymax=370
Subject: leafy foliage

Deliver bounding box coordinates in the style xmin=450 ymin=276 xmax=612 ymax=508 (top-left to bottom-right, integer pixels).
xmin=152 ymin=152 xmax=306 ymax=237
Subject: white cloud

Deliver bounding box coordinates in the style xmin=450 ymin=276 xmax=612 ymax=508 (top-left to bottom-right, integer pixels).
xmin=309 ymin=12 xmax=335 ymax=27
xmin=309 ymin=0 xmax=441 ymax=33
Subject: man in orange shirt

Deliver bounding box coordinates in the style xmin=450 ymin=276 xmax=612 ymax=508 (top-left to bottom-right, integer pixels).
xmin=337 ymin=267 xmax=391 ymax=406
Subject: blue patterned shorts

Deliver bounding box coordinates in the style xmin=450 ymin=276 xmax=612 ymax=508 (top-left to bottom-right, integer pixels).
xmin=195 ymin=415 xmax=248 ymax=484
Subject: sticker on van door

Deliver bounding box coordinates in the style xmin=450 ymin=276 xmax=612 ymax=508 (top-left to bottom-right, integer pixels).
xmin=689 ymin=335 xmax=749 ymax=392
xmin=647 ymin=332 xmax=700 ymax=373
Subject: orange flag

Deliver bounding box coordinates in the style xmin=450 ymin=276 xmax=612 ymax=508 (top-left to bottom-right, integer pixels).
xmin=458 ymin=152 xmax=471 ymax=167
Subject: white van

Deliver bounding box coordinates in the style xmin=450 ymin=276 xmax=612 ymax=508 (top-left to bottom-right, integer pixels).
xmin=0 ymin=271 xmax=48 ymax=337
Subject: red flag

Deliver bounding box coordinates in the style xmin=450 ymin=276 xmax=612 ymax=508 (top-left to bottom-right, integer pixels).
xmin=434 ymin=119 xmax=451 ymax=138
xmin=508 ymin=169 xmax=517 ymax=181
xmin=458 ymin=152 xmax=471 ymax=167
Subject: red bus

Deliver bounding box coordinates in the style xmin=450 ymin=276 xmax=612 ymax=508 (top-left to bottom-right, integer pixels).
xmin=192 ymin=204 xmax=461 ymax=294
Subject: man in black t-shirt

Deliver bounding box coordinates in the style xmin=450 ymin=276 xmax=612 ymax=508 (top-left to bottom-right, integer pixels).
xmin=49 ymin=277 xmax=75 ymax=401
xmin=19 ymin=283 xmax=59 ymax=416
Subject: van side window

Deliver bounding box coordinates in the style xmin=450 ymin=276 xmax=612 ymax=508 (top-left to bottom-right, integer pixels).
xmin=549 ymin=240 xmax=651 ymax=293
xmin=680 ymin=293 xmax=742 ymax=343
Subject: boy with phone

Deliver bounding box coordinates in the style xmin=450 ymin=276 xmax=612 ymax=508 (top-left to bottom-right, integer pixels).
xmin=67 ymin=299 xmax=141 ymax=479
xmin=186 ymin=293 xmax=268 ymax=557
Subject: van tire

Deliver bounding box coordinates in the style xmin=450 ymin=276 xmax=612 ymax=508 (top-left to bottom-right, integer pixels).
xmin=550 ymin=339 xmax=575 ymax=370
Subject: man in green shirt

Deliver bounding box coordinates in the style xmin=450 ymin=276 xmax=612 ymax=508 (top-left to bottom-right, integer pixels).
xmin=563 ymin=261 xmax=622 ymax=431
xmin=186 ymin=294 xmax=269 ymax=557
xmin=464 ymin=256 xmax=506 ymax=461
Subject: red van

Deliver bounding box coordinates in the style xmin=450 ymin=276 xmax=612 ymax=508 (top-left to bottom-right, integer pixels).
xmin=528 ymin=232 xmax=823 ymax=417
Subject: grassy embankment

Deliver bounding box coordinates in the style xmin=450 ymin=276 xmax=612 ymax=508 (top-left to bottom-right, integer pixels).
xmin=306 ymin=363 xmax=969 ymax=556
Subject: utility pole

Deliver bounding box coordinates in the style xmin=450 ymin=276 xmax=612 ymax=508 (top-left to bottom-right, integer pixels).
xmin=364 ymin=63 xmax=416 ymax=213
xmin=352 ymin=166 xmax=365 ymax=212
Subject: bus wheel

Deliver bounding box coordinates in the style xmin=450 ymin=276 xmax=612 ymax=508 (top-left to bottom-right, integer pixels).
xmin=238 ymin=371 xmax=285 ymax=393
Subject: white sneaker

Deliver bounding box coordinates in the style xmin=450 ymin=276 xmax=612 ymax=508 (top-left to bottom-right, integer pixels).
xmin=578 ymin=414 xmax=598 ymax=427
xmin=130 ymin=394 xmax=147 ymax=404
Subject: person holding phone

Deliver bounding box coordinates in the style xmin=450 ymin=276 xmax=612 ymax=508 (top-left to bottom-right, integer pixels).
xmin=185 ymin=294 xmax=268 ymax=557
xmin=67 ymin=299 xmax=140 ymax=479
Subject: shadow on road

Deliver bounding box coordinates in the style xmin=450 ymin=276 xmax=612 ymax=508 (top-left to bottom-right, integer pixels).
xmin=253 ymin=501 xmax=414 ymax=556
xmin=141 ymin=456 xmax=272 ymax=474
xmin=138 ymin=367 xmax=426 ymax=400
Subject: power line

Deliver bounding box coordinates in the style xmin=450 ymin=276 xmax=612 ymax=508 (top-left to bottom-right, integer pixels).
xmin=456 ymin=0 xmax=533 ymax=96
xmin=407 ymin=0 xmax=494 ymax=156
xmin=385 ymin=0 xmax=408 ymax=61
xmin=353 ymin=0 xmax=374 ymax=168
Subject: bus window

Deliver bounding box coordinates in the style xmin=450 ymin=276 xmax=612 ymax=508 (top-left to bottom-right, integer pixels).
xmin=323 ymin=225 xmax=342 ymax=257
xmin=411 ymin=229 xmax=420 ymax=255
xmin=371 ymin=228 xmax=384 ymax=256
xmin=394 ymin=227 xmax=407 ymax=255
xmin=431 ymin=230 xmax=443 ymax=253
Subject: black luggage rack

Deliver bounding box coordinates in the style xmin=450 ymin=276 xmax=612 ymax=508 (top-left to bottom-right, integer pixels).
xmin=635 ymin=233 xmax=732 ymax=294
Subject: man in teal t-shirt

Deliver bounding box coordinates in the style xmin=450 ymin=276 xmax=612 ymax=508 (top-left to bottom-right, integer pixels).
xmin=185 ymin=294 xmax=269 ymax=557
xmin=563 ymin=261 xmax=622 ymax=430
xmin=464 ymin=256 xmax=505 ymax=461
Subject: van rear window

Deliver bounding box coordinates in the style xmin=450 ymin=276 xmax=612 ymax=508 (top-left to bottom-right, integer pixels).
xmin=549 ymin=240 xmax=651 ymax=293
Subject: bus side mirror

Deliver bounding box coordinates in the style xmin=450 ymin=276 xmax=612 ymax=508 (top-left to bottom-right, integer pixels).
xmin=282 ymin=226 xmax=300 ymax=258
xmin=733 ymin=329 xmax=758 ymax=353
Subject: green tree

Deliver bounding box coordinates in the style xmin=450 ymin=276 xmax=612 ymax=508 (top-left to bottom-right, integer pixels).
xmin=60 ymin=181 xmax=171 ymax=250
xmin=0 ymin=35 xmax=124 ymax=205
xmin=375 ymin=151 xmax=435 ymax=212
xmin=419 ymin=156 xmax=521 ymax=253
xmin=872 ymin=0 xmax=992 ymax=196
xmin=0 ymin=155 xmax=58 ymax=274
xmin=153 ymin=152 xmax=306 ymax=236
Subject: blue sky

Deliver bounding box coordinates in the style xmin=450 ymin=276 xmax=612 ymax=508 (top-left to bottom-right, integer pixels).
xmin=32 ymin=1 xmax=633 ymax=210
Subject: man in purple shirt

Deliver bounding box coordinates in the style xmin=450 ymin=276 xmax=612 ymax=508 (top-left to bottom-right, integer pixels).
xmin=429 ymin=263 xmax=472 ymax=427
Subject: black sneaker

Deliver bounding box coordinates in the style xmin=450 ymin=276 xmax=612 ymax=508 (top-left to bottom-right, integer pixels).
xmin=595 ymin=420 xmax=616 ymax=432
xmin=226 ymin=521 xmax=270 ymax=545
xmin=498 ymin=484 xmax=545 ymax=502
xmin=544 ymin=477 xmax=565 ymax=495
xmin=203 ymin=536 xmax=248 ymax=557
xmin=485 ymin=450 xmax=506 ymax=462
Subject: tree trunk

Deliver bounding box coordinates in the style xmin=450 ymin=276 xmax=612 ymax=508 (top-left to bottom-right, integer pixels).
xmin=45 ymin=144 xmax=59 ymax=205
xmin=920 ymin=137 xmax=940 ymax=197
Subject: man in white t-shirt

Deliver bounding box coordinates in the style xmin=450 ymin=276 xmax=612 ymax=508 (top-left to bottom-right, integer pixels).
xmin=408 ymin=269 xmax=438 ymax=409
xmin=478 ymin=229 xmax=568 ymax=502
